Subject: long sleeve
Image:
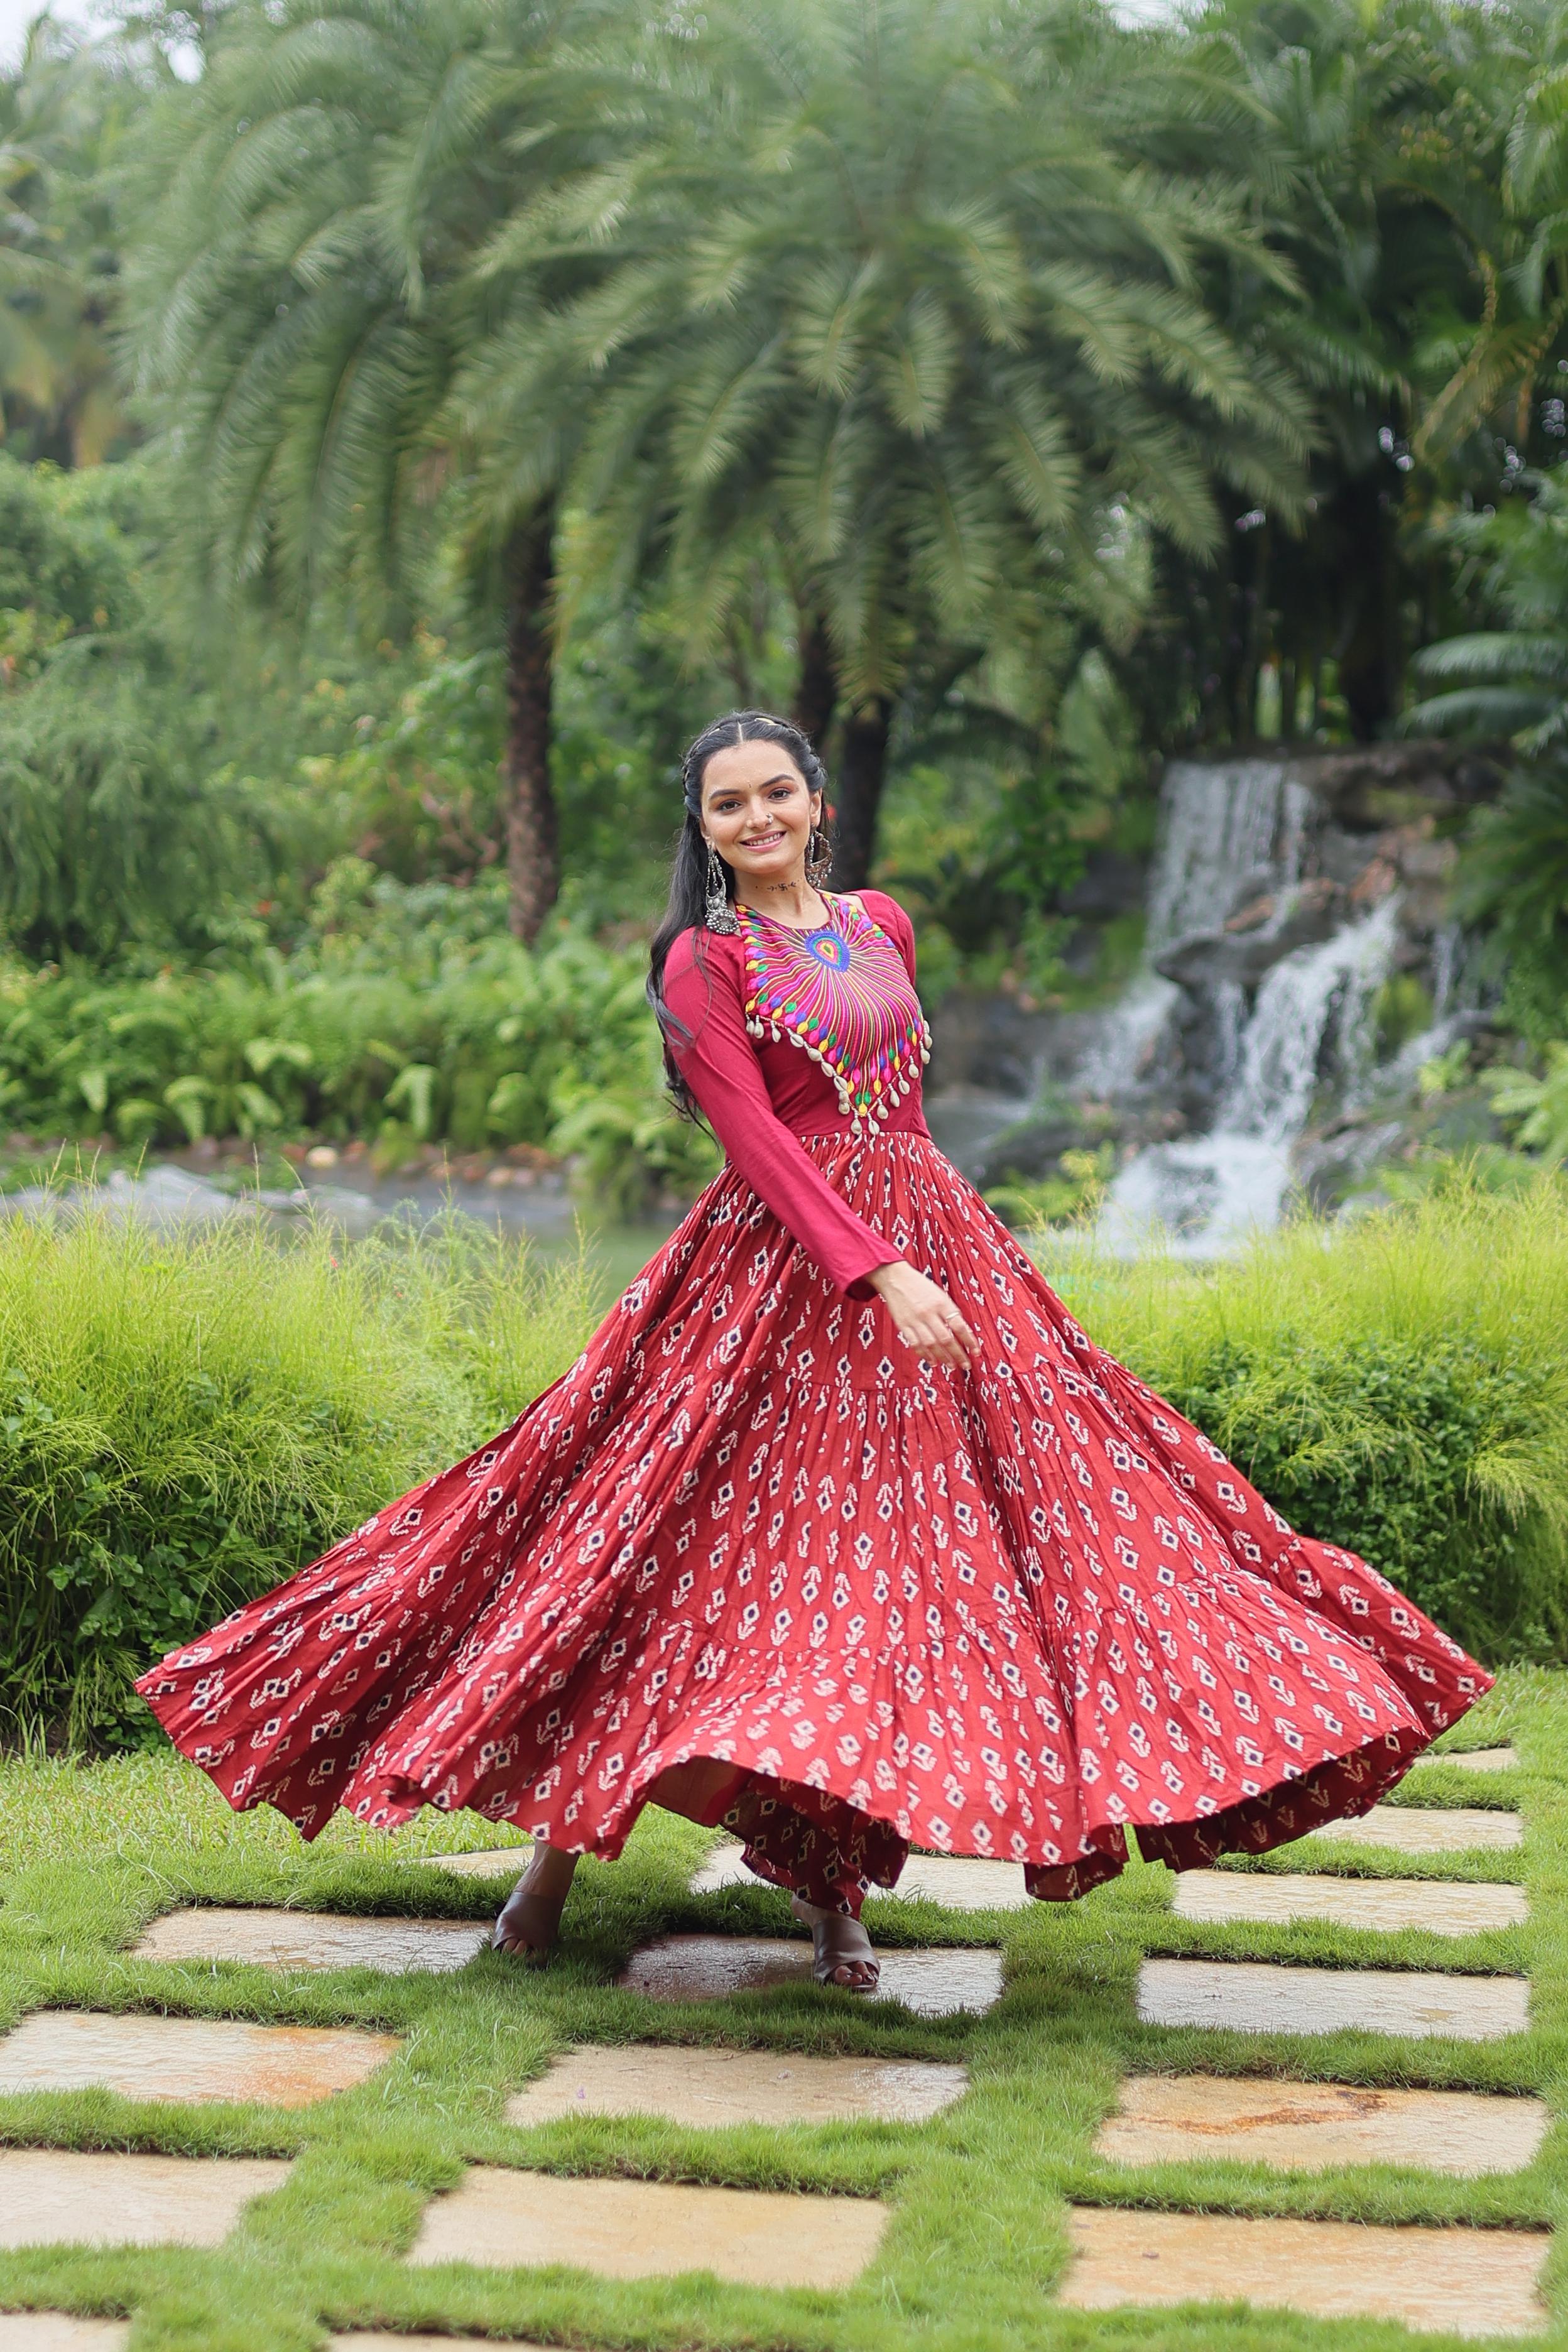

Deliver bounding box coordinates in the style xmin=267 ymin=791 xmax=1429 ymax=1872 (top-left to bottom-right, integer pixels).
xmin=662 ymin=930 xmax=901 ymax=1300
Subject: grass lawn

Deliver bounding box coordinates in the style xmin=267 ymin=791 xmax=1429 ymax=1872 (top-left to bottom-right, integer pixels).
xmin=0 ymin=1670 xmax=1557 ymax=2351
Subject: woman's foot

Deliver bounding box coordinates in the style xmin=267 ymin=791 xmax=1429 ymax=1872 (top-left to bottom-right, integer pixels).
xmin=492 ymin=1843 xmax=579 ymax=1963
xmin=791 ymin=1894 xmax=881 ymax=1992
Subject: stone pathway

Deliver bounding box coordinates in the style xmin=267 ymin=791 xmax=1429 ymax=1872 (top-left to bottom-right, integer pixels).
xmin=1138 ymin=1954 xmax=1530 ymax=2038
xmin=1440 ymin=1746 xmax=1520 ymax=1773
xmin=506 ymin=2042 xmax=968 ymax=2126
xmin=412 ymin=1845 xmax=531 ymax=1880
xmin=1173 ymin=1868 xmax=1528 ymax=1931
xmin=0 ymin=2010 xmax=398 ymax=2107
xmin=134 ymin=1908 xmax=488 ymax=1974
xmin=1059 ymin=2207 xmax=1550 ymax=2336
xmin=1066 ymin=1786 xmax=1543 ymax=2328
xmin=0 ymin=2324 xmax=129 ymax=2349
xmin=692 ymin=1840 xmax=1031 ymax=1909
xmin=1309 ymin=1802 xmax=1523 ymax=1851
xmin=618 ymin=1932 xmax=1003 ymax=2016
xmin=0 ymin=2152 xmax=291 ymax=2250
xmin=1097 ymin=2074 xmax=1550 ymax=2174
xmin=0 ymin=1759 xmax=1544 ymax=2334
xmin=329 ymin=2339 xmax=550 ymax=2351
xmin=409 ymin=2165 xmax=888 ymax=2289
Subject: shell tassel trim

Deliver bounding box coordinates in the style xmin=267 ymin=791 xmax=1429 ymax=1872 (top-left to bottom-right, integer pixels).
xmin=738 ymin=893 xmax=931 ymax=1130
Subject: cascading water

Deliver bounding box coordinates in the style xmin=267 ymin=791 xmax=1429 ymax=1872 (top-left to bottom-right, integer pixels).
xmin=1087 ymin=757 xmax=1402 ymax=1254
xmin=1077 ymin=759 xmax=1314 ymax=1099
xmin=1096 ymin=896 xmax=1400 ymax=1252
xmin=925 ymin=742 xmax=1481 ymax=1251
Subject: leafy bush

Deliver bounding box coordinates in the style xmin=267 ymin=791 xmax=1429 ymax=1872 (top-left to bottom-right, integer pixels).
xmin=1167 ymin=1337 xmax=1540 ymax=1657
xmin=1048 ymin=1179 xmax=1568 ymax=1665
xmin=0 ymin=1204 xmax=599 ymax=1746
xmin=0 ymin=875 xmax=720 ymax=1208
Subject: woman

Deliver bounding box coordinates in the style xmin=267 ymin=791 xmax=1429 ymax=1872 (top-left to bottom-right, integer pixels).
xmin=136 ymin=710 xmax=1489 ymax=1994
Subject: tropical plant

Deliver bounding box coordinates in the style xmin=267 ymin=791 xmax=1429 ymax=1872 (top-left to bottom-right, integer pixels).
xmin=118 ymin=0 xmax=641 ymax=944
xmin=0 ymin=1202 xmax=597 ymax=1743
xmin=1403 ymin=463 xmax=1568 ymax=1016
xmin=1484 ymin=1043 xmax=1568 ymax=1164
xmin=1408 ymin=467 xmax=1568 ymax=749
xmin=0 ymin=883 xmax=720 ymax=1206
xmin=0 ymin=452 xmax=279 ymax=957
xmin=0 ymin=21 xmax=134 ymax=466
xmin=472 ymin=0 xmax=1310 ymax=880
xmin=1107 ymin=0 xmax=1545 ymax=749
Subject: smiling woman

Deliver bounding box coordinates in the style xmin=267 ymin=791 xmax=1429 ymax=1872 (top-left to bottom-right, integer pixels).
xmin=135 ymin=712 xmax=1491 ymax=2012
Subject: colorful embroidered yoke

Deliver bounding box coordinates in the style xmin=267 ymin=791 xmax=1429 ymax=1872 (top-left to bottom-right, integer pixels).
xmin=740 ymin=890 xmax=931 ymax=1127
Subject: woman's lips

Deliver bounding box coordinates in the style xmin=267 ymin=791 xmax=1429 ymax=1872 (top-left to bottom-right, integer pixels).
xmin=739 ymin=830 xmax=787 ymax=849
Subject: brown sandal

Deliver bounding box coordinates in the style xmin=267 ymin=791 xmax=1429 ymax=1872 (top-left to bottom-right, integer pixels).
xmin=792 ymin=1895 xmax=881 ymax=1993
xmin=492 ymin=1848 xmax=577 ymax=1964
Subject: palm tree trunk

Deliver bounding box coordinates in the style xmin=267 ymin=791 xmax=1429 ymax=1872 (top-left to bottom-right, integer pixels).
xmin=830 ymin=695 xmax=891 ymax=888
xmin=501 ymin=512 xmax=558 ymax=946
xmin=793 ymin=607 xmax=837 ymax=753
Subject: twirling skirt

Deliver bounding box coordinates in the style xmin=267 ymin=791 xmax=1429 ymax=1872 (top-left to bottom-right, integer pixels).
xmin=136 ymin=1131 xmax=1489 ymax=1910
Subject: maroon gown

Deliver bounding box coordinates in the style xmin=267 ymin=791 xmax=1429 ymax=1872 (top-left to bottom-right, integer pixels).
xmin=137 ymin=888 xmax=1489 ymax=1910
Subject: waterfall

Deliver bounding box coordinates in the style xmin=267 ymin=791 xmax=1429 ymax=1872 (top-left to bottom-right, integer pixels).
xmin=1088 ymin=758 xmax=1402 ymax=1255
xmin=1146 ymin=758 xmax=1312 ymax=949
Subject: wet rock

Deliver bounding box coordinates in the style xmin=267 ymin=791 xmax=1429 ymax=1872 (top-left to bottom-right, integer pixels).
xmin=967 ymin=1117 xmax=1090 ymax=1189
xmin=1154 ymin=880 xmax=1344 ymax=989
xmin=923 ymin=990 xmax=1062 ymax=1097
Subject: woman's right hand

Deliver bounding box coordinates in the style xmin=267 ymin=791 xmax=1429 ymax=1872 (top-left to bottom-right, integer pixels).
xmin=866 ymin=1260 xmax=981 ymax=1369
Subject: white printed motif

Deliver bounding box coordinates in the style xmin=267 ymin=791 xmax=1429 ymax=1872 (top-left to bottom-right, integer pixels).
xmin=138 ymin=1129 xmax=1486 ymax=1912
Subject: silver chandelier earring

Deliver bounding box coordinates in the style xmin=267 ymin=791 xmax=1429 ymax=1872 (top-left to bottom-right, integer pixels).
xmin=704 ymin=840 xmax=738 ymax=934
xmin=805 ymin=825 xmax=832 ymax=887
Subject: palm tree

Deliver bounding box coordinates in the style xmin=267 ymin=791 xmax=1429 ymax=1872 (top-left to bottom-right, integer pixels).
xmin=1 ymin=21 xmax=133 ymax=466
xmin=1104 ymin=0 xmax=1533 ymax=746
xmin=484 ymin=0 xmax=1312 ymax=878
xmin=121 ymin=0 xmax=632 ymax=942
xmin=1404 ymin=461 xmax=1568 ymax=996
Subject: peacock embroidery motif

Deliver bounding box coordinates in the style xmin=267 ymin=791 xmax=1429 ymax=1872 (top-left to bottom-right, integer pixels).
xmin=739 ymin=891 xmax=932 ymax=1126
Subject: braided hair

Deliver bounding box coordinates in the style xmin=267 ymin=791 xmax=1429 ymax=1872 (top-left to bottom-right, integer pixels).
xmin=647 ymin=710 xmax=832 ymax=1121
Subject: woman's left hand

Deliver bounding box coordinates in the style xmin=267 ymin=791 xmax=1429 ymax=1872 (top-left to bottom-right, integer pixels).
xmin=867 ymin=1260 xmax=981 ymax=1368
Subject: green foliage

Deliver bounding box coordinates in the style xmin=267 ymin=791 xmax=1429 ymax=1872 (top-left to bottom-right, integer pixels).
xmin=0 ymin=453 xmax=285 ymax=961
xmin=0 ymin=888 xmax=719 ymax=1206
xmin=1052 ymin=1179 xmax=1568 ymax=1665
xmin=1172 ymin=1337 xmax=1547 ymax=1663
xmin=0 ymin=23 xmax=133 ymax=466
xmin=984 ymin=1145 xmax=1113 ymax=1230
xmin=0 ymin=1206 xmax=599 ymax=1746
xmin=1484 ymin=1041 xmax=1568 ymax=1163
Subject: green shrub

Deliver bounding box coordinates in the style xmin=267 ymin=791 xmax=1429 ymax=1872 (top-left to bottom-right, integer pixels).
xmin=0 ymin=885 xmax=720 ymax=1211
xmin=0 ymin=1204 xmax=599 ymax=1747
xmin=1046 ymin=1179 xmax=1568 ymax=1665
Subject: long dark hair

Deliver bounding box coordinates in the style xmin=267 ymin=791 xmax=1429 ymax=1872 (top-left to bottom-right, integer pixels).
xmin=648 ymin=709 xmax=832 ymax=1121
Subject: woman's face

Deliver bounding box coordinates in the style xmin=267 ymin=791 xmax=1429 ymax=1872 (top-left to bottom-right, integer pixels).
xmin=700 ymin=739 xmax=821 ymax=889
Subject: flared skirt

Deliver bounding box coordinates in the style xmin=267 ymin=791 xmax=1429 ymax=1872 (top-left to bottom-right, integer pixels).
xmin=136 ymin=1131 xmax=1490 ymax=1908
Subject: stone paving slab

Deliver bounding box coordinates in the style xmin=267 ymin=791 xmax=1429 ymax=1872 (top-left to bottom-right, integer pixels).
xmin=1097 ymin=2073 xmax=1551 ymax=2175
xmin=1436 ymin=1748 xmax=1520 ymax=1773
xmin=0 ymin=2150 xmax=292 ymax=2248
xmin=412 ymin=1846 xmax=532 ymax=1879
xmin=1173 ymin=1870 xmax=1528 ymax=1934
xmin=505 ymin=2041 xmax=969 ymax=2127
xmin=1309 ymin=1805 xmax=1522 ymax=1853
xmin=408 ymin=2164 xmax=888 ymax=2287
xmin=1058 ymin=2205 xmax=1550 ymax=2335
xmin=691 ymin=1841 xmax=1030 ymax=1910
xmin=0 ymin=2008 xmax=400 ymax=2108
xmin=0 ymin=2324 xmax=129 ymax=2349
xmin=619 ymin=1934 xmax=1003 ymax=2017
xmin=1138 ymin=1957 xmax=1530 ymax=2040
xmin=134 ymin=1908 xmax=488 ymax=1974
